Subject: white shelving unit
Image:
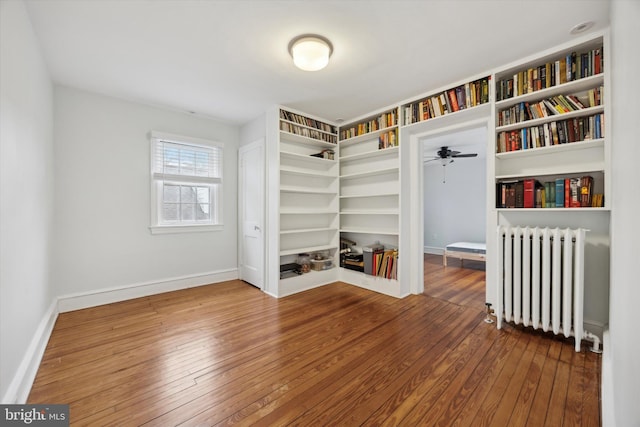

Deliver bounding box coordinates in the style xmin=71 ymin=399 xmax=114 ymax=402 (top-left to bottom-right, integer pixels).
xmin=338 ymin=107 xmax=400 ymax=294
xmin=277 ymin=108 xmax=339 ymax=295
xmin=493 ymin=34 xmax=608 ymax=210
xmin=486 ymin=31 xmax=611 ymax=335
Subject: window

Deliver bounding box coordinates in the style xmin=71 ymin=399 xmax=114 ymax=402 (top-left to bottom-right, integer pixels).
xmin=150 ymin=131 xmax=223 ymax=234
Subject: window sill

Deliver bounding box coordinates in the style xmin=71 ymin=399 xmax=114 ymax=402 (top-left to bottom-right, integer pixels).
xmin=149 ymin=224 xmax=223 ymax=235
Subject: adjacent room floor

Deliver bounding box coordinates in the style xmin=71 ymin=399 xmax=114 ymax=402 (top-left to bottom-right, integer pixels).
xmin=424 ymin=253 xmax=486 ymax=311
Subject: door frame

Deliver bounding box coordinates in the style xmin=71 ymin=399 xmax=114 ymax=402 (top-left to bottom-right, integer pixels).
xmin=405 ymin=117 xmax=490 ymax=296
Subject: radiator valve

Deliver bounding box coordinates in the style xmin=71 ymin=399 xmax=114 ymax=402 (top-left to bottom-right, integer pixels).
xmin=484 ymin=303 xmax=494 ymax=324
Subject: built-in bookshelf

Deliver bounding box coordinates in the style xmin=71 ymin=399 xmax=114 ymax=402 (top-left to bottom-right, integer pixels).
xmin=339 ymin=108 xmax=398 ymax=141
xmin=278 ymin=108 xmax=339 ymax=292
xmin=495 ymin=46 xmax=603 ymax=101
xmin=493 ymin=35 xmax=608 ymax=211
xmin=401 ymin=77 xmax=491 ymax=126
xmin=261 ymin=31 xmax=610 ymax=303
xmin=496 ymin=173 xmax=604 ymax=210
xmin=279 ymin=109 xmax=338 ymax=144
xmin=496 ymin=74 xmax=604 ymax=153
xmin=338 ymin=107 xmax=400 ymax=286
xmin=496 ymin=85 xmax=603 ymax=128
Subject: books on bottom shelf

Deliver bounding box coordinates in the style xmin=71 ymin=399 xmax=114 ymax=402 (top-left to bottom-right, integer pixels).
xmin=376 ymin=249 xmax=398 ymax=280
xmin=363 ymin=244 xmax=398 ymax=280
xmin=496 ymin=175 xmax=603 ymax=209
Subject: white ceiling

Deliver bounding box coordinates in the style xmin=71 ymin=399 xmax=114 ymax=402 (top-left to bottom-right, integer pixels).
xmin=24 ymin=0 xmax=610 ymax=126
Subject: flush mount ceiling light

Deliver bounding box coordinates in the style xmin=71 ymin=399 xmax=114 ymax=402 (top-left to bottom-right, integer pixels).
xmin=288 ymin=34 xmax=333 ymax=71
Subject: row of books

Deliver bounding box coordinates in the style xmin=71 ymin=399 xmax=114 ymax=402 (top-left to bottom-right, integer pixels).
xmin=496 ymin=114 xmax=603 ymax=153
xmin=496 ymin=46 xmax=603 ymax=101
xmin=497 ymin=87 xmax=603 ymax=127
xmin=378 ymin=130 xmax=398 ymax=150
xmin=280 ymin=121 xmax=337 ymax=144
xmin=496 ymin=176 xmax=602 ymax=209
xmin=279 ymin=109 xmax=337 ymax=134
xmin=402 ymin=77 xmax=491 ymax=125
xmin=339 ymin=110 xmax=398 ymax=140
xmin=370 ymin=249 xmax=398 ymax=280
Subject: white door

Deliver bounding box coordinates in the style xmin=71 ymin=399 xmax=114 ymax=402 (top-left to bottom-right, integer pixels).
xmin=238 ymin=139 xmax=264 ymax=289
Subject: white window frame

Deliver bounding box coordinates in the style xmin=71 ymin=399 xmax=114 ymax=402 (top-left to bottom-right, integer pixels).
xmin=149 ymin=131 xmax=223 ymax=234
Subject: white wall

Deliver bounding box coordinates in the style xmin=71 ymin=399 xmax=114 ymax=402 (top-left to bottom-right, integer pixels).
xmin=240 ymin=113 xmax=266 ymax=147
xmin=423 ymin=157 xmax=486 ymax=253
xmin=0 ymin=0 xmax=55 ymax=402
xmin=608 ymin=1 xmax=640 ymax=425
xmin=52 ymin=86 xmax=240 ymax=298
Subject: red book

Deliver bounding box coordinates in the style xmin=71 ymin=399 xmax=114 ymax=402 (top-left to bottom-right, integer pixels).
xmin=448 ymin=90 xmax=459 ymax=112
xmin=523 ymin=179 xmax=536 ymax=208
xmin=564 ymin=179 xmax=570 ymax=208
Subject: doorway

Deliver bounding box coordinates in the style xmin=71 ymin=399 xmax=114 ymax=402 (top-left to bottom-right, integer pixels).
xmin=421 ymin=126 xmax=487 ymax=308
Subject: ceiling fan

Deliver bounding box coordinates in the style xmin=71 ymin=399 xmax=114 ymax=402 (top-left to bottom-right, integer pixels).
xmin=424 ymin=146 xmax=478 ymax=183
xmin=424 ymin=146 xmax=478 ymax=165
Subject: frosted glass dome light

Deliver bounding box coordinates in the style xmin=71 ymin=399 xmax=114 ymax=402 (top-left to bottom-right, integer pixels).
xmin=289 ymin=35 xmax=333 ymax=71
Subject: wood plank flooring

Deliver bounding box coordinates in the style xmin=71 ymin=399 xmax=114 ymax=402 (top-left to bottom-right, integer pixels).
xmin=28 ymin=265 xmax=601 ymax=426
xmin=424 ymin=253 xmax=486 ymax=311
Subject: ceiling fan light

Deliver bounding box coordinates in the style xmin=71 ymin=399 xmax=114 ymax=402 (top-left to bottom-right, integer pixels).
xmin=289 ymin=35 xmax=333 ymax=71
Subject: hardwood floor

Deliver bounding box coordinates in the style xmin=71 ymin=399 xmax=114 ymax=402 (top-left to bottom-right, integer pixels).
xmin=424 ymin=253 xmax=486 ymax=311
xmin=28 ymin=269 xmax=601 ymax=426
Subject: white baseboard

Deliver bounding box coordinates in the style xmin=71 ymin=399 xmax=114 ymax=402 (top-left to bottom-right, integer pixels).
xmin=58 ymin=268 xmax=239 ymax=313
xmin=601 ymin=328 xmax=615 ymax=427
xmin=2 ymin=300 xmax=58 ymax=404
xmin=424 ymin=246 xmax=444 ymax=255
xmin=2 ymin=268 xmax=239 ymax=404
xmin=262 ymin=290 xmax=279 ymax=298
xmin=339 ymin=267 xmax=403 ymax=298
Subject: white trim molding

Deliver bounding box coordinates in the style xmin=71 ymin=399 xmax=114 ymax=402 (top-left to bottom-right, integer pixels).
xmin=601 ymin=327 xmax=614 ymax=427
xmin=58 ymin=268 xmax=239 ymax=313
xmin=149 ymin=223 xmax=223 ymax=235
xmin=2 ymin=300 xmax=58 ymax=404
xmin=423 ymin=246 xmax=444 ymax=255
xmin=149 ymin=130 xmax=224 ymax=232
xmin=2 ymin=268 xmax=240 ymax=404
